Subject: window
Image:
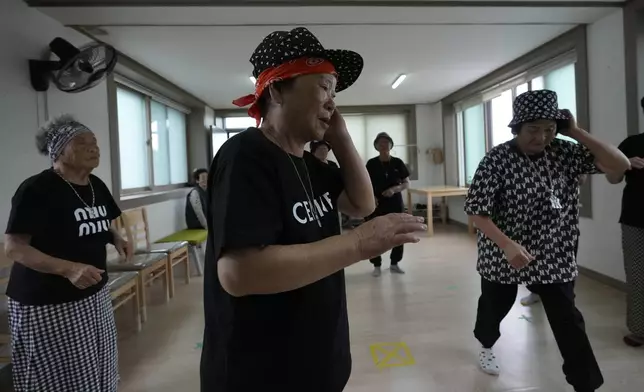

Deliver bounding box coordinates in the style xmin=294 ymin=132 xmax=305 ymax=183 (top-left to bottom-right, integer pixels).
xmin=224 ymin=116 xmax=256 ymax=130
xmin=211 ymin=116 xmax=251 ymax=157
xmin=490 ymin=89 xmax=514 ymax=147
xmin=462 ymin=104 xmax=486 ymax=184
xmin=322 ymin=113 xmax=411 ymax=173
xmin=456 ymin=58 xmax=579 ymax=185
xmin=116 ymin=85 xmax=189 ymax=193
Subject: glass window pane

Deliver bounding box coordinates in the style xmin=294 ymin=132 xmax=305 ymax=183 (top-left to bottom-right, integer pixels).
xmin=544 ymin=63 xmax=578 ymax=143
xmin=516 ymin=83 xmax=528 ymax=96
xmin=365 ymin=113 xmax=408 ymax=165
xmin=167 ymin=107 xmax=188 ymax=184
xmin=116 ymin=88 xmax=150 ymax=190
xmin=212 ymin=132 xmax=227 ymax=158
xmin=225 ymin=116 xmax=256 ymax=130
xmin=463 ymin=104 xmax=486 ymax=184
xmin=531 ymin=76 xmax=544 ymax=91
xmin=150 ymin=101 xmax=170 ymax=186
xmin=343 ymin=115 xmax=366 ymax=163
xmin=490 ymin=90 xmax=514 ymax=147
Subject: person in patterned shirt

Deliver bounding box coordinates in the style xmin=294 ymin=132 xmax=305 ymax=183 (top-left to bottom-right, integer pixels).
xmin=465 ymin=90 xmax=630 ymax=392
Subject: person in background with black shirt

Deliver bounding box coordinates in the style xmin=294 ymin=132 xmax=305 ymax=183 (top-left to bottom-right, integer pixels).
xmin=366 ymin=132 xmax=411 ymax=277
xmin=200 ymin=27 xmax=426 ymax=392
xmin=186 ymin=168 xmax=208 ymax=229
xmin=606 ymin=97 xmax=644 ymax=347
xmin=4 ymin=114 xmax=129 ymax=392
xmin=311 ymin=140 xmax=339 ymax=168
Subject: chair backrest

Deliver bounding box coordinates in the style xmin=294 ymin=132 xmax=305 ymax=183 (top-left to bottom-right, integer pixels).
xmin=106 ymin=221 xmax=125 ymax=263
xmin=120 ymin=208 xmax=152 ymax=253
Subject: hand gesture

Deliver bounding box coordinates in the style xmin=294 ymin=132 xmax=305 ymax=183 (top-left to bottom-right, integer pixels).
xmin=65 ymin=263 xmax=105 ymax=289
xmin=323 ymin=109 xmax=349 ymax=144
xmin=502 ymin=241 xmax=535 ymax=270
xmin=114 ymin=235 xmax=133 ymax=262
xmin=629 ymin=156 xmax=644 ymax=170
xmin=351 ymin=213 xmax=426 ymax=260
xmin=382 ymin=188 xmax=395 ymax=198
xmin=558 ymin=109 xmax=578 ymax=134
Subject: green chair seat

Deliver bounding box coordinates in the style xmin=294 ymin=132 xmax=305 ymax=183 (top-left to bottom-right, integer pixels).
xmin=108 ymin=272 xmax=138 ymax=292
xmin=135 ymin=241 xmax=189 ymax=255
xmin=107 ymin=253 xmax=166 ymax=272
xmin=156 ymin=229 xmax=207 ymax=245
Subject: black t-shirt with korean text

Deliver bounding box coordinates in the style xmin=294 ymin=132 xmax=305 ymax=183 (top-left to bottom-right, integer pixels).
xmin=200 ymin=128 xmax=349 ymax=392
xmin=5 ymin=169 xmax=121 ymax=305
xmin=617 ymin=133 xmax=644 ymax=229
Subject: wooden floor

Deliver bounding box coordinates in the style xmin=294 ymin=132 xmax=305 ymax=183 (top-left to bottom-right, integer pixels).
xmin=115 ymin=225 xmax=644 ymax=392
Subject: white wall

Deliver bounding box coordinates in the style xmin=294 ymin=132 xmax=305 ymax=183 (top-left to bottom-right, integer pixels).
xmin=410 ymin=103 xmax=445 ymax=205
xmin=0 ymin=0 xmax=185 ymax=241
xmin=578 ymin=9 xmax=628 ymax=281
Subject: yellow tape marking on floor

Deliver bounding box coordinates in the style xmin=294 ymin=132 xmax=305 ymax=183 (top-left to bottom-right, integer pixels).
xmin=369 ymin=341 xmax=416 ymax=370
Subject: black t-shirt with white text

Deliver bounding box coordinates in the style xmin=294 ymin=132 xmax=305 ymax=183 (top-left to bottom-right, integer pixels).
xmin=618 ymin=134 xmax=644 ymax=229
xmin=5 ymin=169 xmax=121 ymax=305
xmin=200 ymin=128 xmax=349 ymax=392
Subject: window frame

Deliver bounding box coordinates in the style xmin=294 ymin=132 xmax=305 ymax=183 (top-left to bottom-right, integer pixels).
xmin=442 ymin=26 xmax=592 ymax=217
xmin=112 ymin=78 xmax=191 ymax=197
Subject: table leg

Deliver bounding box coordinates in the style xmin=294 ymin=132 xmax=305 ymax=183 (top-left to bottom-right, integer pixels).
xmin=426 ymin=194 xmax=434 ymax=236
xmin=441 ymin=197 xmax=448 ymax=224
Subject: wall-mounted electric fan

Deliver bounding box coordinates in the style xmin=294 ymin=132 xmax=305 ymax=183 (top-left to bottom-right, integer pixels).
xmin=29 ymin=37 xmax=117 ymax=93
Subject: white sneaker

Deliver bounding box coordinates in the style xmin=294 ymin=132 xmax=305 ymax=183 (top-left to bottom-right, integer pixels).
xmin=478 ymin=348 xmax=500 ymax=376
xmin=520 ymin=293 xmax=541 ymax=306
xmin=372 ymin=267 xmax=381 ymax=277
xmin=390 ymin=265 xmax=405 ymax=274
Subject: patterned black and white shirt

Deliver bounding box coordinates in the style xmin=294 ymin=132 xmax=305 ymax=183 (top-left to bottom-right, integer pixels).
xmin=464 ymin=138 xmax=601 ymax=285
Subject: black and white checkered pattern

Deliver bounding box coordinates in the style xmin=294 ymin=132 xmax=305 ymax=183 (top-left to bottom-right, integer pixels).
xmin=465 ymin=138 xmax=601 ymax=285
xmin=8 ymin=286 xmax=119 ymax=392
xmin=508 ymin=90 xmax=570 ymax=127
xmin=249 ymin=27 xmax=363 ymax=92
xmin=622 ymin=224 xmax=644 ymax=338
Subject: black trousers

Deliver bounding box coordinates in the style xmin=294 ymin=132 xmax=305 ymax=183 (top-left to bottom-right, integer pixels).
xmin=368 ymin=198 xmax=404 ymax=267
xmin=474 ymin=278 xmax=603 ymax=392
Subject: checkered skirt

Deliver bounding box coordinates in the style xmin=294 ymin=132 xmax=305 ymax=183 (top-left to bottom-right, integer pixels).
xmin=622 ymin=224 xmax=644 ymax=338
xmin=8 ymin=286 xmax=119 ymax=392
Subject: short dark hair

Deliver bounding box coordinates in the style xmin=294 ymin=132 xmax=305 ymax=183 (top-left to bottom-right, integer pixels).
xmin=192 ymin=168 xmax=208 ymax=182
xmin=257 ymin=79 xmax=296 ymax=119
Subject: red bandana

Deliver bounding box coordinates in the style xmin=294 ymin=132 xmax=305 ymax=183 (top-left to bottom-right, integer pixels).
xmin=232 ymin=57 xmax=337 ymax=126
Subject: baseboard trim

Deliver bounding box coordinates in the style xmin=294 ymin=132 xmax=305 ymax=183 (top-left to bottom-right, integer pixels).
xmin=448 ymin=219 xmax=469 ymax=230
xmin=578 ymin=265 xmax=627 ymax=293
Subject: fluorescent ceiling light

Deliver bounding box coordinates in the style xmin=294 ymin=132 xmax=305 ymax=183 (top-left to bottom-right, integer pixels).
xmin=391 ymin=74 xmax=407 ymax=89
xmin=249 ymin=76 xmax=257 ymax=85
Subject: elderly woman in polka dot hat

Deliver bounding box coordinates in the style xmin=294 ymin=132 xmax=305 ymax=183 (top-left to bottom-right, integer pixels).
xmin=200 ymin=27 xmax=426 ymax=391
xmin=465 ymin=89 xmax=630 ymax=392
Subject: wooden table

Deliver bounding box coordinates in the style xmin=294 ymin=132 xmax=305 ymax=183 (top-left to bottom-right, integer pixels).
xmin=406 ymin=186 xmax=475 ymax=236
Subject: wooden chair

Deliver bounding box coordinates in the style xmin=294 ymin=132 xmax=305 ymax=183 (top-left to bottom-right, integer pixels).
xmin=0 ymin=247 xmax=12 ymax=363
xmin=108 ymin=272 xmax=141 ymax=332
xmin=119 ymin=208 xmax=190 ymax=299
xmin=106 ymin=228 xmax=169 ymax=323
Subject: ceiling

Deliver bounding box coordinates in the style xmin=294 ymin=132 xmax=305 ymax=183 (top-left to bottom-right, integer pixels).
xmin=36 ymin=3 xmax=622 ymax=109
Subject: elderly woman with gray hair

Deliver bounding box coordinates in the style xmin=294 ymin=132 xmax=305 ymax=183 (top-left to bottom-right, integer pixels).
xmin=4 ymin=114 xmax=128 ymax=391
